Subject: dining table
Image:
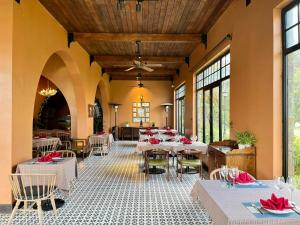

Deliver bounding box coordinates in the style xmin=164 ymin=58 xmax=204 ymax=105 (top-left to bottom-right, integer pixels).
xmin=32 ymin=137 xmax=62 ymax=149
xmin=17 ymin=157 xmax=77 ymax=191
xmin=136 ymin=141 xmax=208 ymax=154
xmin=191 ymin=180 xmax=300 ymax=225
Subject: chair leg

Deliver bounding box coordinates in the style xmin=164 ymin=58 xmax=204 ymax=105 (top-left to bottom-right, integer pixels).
xmin=7 ymin=200 xmax=20 ymax=225
xmin=167 ymin=164 xmax=170 ymax=181
xmin=50 ymin=195 xmax=57 ymax=217
xmin=89 ymin=148 xmax=93 ymax=157
xmin=180 ymin=165 xmax=183 ymax=182
xmin=176 ymin=161 xmax=178 ymax=177
xmin=36 ymin=200 xmax=44 ymax=225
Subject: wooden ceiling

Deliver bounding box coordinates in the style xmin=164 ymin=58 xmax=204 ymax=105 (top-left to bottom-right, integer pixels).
xmin=39 ymin=0 xmax=232 ymax=81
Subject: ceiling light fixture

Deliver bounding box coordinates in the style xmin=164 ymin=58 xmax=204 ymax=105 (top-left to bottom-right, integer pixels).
xmin=117 ymin=0 xmax=158 ymax=12
xmin=39 ymin=80 xmax=57 ymax=97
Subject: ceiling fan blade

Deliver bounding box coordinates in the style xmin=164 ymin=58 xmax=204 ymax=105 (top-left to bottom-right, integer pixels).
xmin=124 ymin=67 xmax=136 ymax=71
xmin=145 ymin=64 xmax=163 ymax=67
xmin=141 ymin=66 xmax=154 ymax=72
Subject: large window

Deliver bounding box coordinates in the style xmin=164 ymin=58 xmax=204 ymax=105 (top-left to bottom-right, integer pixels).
xmin=196 ymin=52 xmax=230 ymax=143
xmin=175 ymin=84 xmax=185 ymax=134
xmin=283 ymin=1 xmax=300 ymax=187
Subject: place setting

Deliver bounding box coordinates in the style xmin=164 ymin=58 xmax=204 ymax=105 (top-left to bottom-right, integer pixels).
xmin=243 ymin=177 xmax=300 ymax=218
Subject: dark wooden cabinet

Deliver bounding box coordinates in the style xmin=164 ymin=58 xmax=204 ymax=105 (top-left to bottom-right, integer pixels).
xmin=120 ymin=127 xmax=139 ymax=140
xmin=208 ymin=145 xmax=256 ymax=177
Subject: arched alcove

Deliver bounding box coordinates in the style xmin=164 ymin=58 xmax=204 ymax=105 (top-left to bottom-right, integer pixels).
xmin=33 ymin=76 xmax=71 ymax=131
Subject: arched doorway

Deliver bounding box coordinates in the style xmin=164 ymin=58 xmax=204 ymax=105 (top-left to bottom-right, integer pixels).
xmin=33 ymin=76 xmax=71 ymax=132
xmin=94 ymin=99 xmax=103 ymax=133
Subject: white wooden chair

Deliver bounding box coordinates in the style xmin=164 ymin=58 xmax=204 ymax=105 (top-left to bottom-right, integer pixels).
xmin=89 ymin=136 xmax=109 ymax=157
xmin=57 ymin=132 xmax=71 ymax=150
xmin=210 ymin=168 xmax=256 ymax=180
xmin=8 ymin=174 xmax=57 ymax=225
xmin=49 ymin=150 xmax=76 ymax=158
xmin=37 ymin=139 xmax=59 ymax=157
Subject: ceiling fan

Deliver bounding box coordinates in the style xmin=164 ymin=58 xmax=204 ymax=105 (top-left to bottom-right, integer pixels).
xmin=127 ymin=72 xmax=150 ymax=88
xmin=124 ymin=41 xmax=162 ymax=72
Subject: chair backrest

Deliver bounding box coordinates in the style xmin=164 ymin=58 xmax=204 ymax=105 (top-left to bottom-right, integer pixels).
xmin=9 ymin=174 xmax=56 ymax=201
xmin=209 ymin=168 xmax=256 ymax=180
xmin=57 ymin=132 xmax=70 ymax=142
xmin=177 ymin=149 xmax=202 ymax=160
xmin=56 ymin=150 xmax=76 ymax=158
xmin=37 ymin=139 xmax=59 ymax=156
xmin=144 ymin=149 xmax=169 ymax=162
xmin=90 ymin=135 xmax=108 ymax=147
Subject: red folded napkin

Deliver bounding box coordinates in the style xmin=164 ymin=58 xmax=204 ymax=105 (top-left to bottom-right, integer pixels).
xmin=234 ymin=172 xmax=254 ymax=183
xmin=149 ymin=138 xmax=160 ymax=145
xmin=37 ymin=151 xmax=62 ymax=162
xmin=260 ymin=193 xmax=293 ymax=210
xmin=180 ymin=137 xmax=192 ymax=144
xmin=96 ymin=131 xmax=105 ymax=135
xmin=166 ymin=132 xmax=176 ymax=136
xmin=146 ymin=127 xmax=151 ymax=130
xmin=146 ymin=131 xmax=154 ymax=136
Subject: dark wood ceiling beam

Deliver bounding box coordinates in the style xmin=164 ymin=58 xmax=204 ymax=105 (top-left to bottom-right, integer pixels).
xmin=110 ymin=75 xmax=173 ymax=81
xmin=74 ymin=32 xmax=201 ymax=43
xmin=95 ymin=55 xmax=185 ymax=64
xmin=103 ymin=68 xmax=176 ymax=75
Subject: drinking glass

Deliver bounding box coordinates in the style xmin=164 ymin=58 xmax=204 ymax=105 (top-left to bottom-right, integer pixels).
xmin=229 ymin=167 xmax=239 ymax=188
xmin=273 ymin=176 xmax=285 ymax=190
xmin=191 ymin=136 xmax=198 ymax=142
xmin=286 ymin=176 xmax=295 ymax=203
xmin=220 ymin=165 xmax=228 ymax=181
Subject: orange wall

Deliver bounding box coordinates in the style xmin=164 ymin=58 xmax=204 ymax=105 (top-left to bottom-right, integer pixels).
xmin=0 ymin=0 xmax=111 ymax=205
xmin=110 ymin=80 xmax=173 ymax=128
xmin=174 ymin=0 xmax=290 ymax=179
xmin=0 ymin=0 xmax=13 ymax=205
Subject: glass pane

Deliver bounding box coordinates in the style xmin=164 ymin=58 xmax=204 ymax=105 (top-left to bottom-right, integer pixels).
xmin=286 ymin=26 xmax=299 ymax=48
xmin=285 ymin=6 xmax=298 ymax=29
xmin=205 ymin=90 xmax=211 ymax=143
xmin=286 ymin=49 xmax=300 ymax=188
xmin=181 ymin=99 xmax=185 ymax=134
xmin=212 ymin=87 xmax=219 ymax=142
xmin=197 ymin=91 xmax=203 ymax=142
xmin=222 ymin=79 xmax=230 ymax=140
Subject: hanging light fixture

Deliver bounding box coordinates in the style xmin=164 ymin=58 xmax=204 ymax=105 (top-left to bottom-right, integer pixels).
xmin=39 ymin=79 xmax=57 ymax=97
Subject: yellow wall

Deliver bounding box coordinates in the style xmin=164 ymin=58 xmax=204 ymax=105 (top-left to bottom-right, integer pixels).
xmin=0 ymin=0 xmax=111 ymax=204
xmin=110 ymin=80 xmax=173 ymax=128
xmin=174 ymin=0 xmax=291 ymax=179
xmin=0 ymin=0 xmax=14 ymax=205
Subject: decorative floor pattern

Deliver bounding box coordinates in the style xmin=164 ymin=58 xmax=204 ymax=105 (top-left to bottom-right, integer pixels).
xmin=0 ymin=141 xmax=211 ymax=225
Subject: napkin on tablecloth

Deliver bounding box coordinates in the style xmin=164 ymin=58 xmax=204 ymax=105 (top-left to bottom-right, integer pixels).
xmin=180 ymin=137 xmax=192 ymax=144
xmin=149 ymin=138 xmax=160 ymax=144
xmin=37 ymin=151 xmax=62 ymax=162
xmin=260 ymin=193 xmax=293 ymax=210
xmin=234 ymin=172 xmax=255 ymax=183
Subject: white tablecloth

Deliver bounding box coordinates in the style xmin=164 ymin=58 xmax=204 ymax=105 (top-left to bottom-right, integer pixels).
xmin=136 ymin=141 xmax=208 ymax=154
xmin=191 ymin=180 xmax=300 ymax=225
xmin=32 ymin=137 xmax=62 ymax=148
xmin=17 ymin=157 xmax=77 ymax=191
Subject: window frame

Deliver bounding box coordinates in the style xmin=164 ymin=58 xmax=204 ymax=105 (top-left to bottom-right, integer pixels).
xmin=175 ymin=84 xmax=185 ymax=134
xmin=282 ymin=0 xmax=300 ymax=178
xmin=196 ymin=51 xmax=230 ymax=143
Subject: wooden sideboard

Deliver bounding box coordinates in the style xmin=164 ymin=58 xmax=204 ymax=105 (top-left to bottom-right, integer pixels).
xmin=207 ymin=145 xmax=256 ymax=177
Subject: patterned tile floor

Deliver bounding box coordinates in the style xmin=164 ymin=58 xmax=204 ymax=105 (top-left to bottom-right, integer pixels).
xmin=0 ymin=141 xmax=211 ymax=225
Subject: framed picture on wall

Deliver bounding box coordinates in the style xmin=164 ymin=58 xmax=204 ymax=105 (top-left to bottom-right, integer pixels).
xmin=88 ymin=104 xmax=94 ymax=117
xmin=132 ymin=102 xmax=150 ymax=123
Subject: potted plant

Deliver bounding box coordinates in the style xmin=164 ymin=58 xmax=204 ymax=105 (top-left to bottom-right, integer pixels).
xmin=235 ymin=131 xmax=256 ymax=149
xmin=125 ymin=121 xmax=130 ymax=127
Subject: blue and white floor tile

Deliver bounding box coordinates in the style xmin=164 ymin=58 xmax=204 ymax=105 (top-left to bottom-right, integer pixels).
xmin=0 ymin=141 xmax=211 ymax=225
